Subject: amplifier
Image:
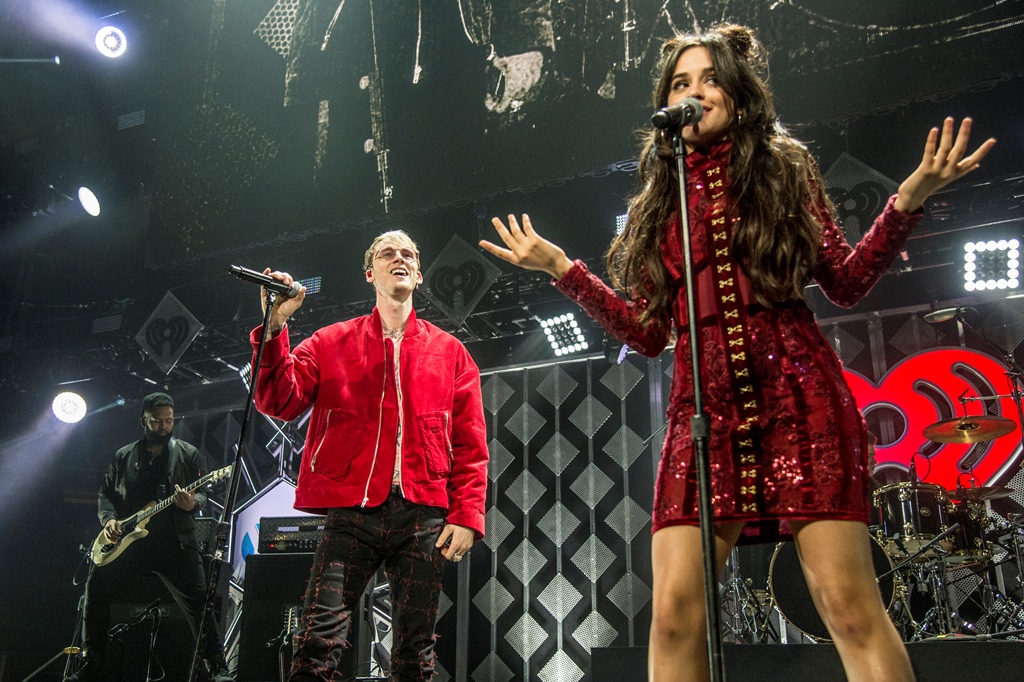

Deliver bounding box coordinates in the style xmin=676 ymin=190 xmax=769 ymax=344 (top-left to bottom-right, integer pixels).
xmin=258 ymin=515 xmax=327 ymax=553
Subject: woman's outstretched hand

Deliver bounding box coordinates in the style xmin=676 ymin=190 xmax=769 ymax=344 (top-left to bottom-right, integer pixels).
xmin=895 ymin=117 xmax=996 ymax=213
xmin=480 ymin=214 xmax=576 ymax=280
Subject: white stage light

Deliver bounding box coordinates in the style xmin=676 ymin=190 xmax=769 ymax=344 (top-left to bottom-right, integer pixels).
xmin=540 ymin=312 xmax=589 ymax=357
xmin=963 ymin=238 xmax=1022 ymax=293
xmin=95 ymin=26 xmax=127 ymax=58
xmin=78 ymin=187 xmax=100 ymax=216
xmin=52 ymin=392 xmax=87 ymax=423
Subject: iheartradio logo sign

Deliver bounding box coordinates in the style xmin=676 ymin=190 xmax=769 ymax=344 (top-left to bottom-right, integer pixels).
xmin=845 ymin=348 xmax=1022 ymax=490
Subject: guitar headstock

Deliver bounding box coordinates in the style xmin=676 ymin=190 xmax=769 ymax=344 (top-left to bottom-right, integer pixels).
xmin=209 ymin=465 xmax=232 ymax=483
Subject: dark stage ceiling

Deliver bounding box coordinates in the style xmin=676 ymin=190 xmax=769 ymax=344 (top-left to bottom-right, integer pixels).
xmin=1 ymin=0 xmax=1023 ymax=415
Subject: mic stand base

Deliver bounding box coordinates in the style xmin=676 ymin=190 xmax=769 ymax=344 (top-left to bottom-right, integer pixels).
xmin=19 ymin=647 xmax=82 ymax=682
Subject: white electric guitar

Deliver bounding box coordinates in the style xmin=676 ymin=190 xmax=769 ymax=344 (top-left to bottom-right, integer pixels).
xmin=90 ymin=465 xmax=232 ymax=566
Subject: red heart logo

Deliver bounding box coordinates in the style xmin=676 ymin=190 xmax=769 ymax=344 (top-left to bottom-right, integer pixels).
xmin=845 ymin=348 xmax=1021 ymax=489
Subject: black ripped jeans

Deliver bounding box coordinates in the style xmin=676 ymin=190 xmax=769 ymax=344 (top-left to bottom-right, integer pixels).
xmin=289 ymin=493 xmax=446 ymax=681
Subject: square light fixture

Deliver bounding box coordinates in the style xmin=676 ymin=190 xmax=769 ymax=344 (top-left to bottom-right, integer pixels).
xmin=541 ymin=313 xmax=588 ymax=357
xmin=963 ymin=239 xmax=1019 ymax=292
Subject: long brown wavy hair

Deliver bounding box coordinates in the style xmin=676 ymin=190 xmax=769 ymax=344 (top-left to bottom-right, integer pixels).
xmin=607 ymin=24 xmax=833 ymax=326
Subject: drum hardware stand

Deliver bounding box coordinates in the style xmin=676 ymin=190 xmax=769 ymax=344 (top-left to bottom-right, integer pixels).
xmin=945 ymin=550 xmax=1024 ymax=636
xmin=988 ymin=595 xmax=1024 ymax=634
xmin=912 ymin=546 xmax=1014 ymax=639
xmin=885 ymin=580 xmax=919 ymax=642
xmin=878 ymin=524 xmax=961 ymax=582
xmin=878 ymin=525 xmax=961 ymax=638
xmin=979 ymin=543 xmax=1024 ymax=626
xmin=719 ymin=549 xmax=778 ymax=643
xmin=1002 ymin=513 xmax=1024 ymax=597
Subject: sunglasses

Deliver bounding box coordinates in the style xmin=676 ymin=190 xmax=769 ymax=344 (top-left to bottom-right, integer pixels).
xmin=374 ymin=247 xmax=418 ymax=262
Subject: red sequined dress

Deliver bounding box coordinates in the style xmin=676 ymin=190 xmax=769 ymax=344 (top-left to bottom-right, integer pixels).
xmin=554 ymin=141 xmax=922 ymax=538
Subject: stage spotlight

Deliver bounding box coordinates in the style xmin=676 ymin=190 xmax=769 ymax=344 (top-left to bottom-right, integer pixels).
xmin=95 ymin=26 xmax=127 ymax=58
xmin=616 ymin=213 xmax=628 ymax=235
xmin=0 ymin=57 xmax=61 ymax=65
xmin=963 ymin=238 xmax=1019 ymax=292
xmin=44 ymin=184 xmax=101 ymax=218
xmin=87 ymin=395 xmax=127 ymax=417
xmin=540 ymin=313 xmax=589 ymax=357
xmin=52 ymin=392 xmax=87 ymax=424
xmin=78 ymin=187 xmax=101 ymax=216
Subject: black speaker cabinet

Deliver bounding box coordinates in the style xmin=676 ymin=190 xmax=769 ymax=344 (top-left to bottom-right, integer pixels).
xmin=237 ymin=553 xmax=381 ymax=681
xmin=101 ymin=561 xmax=232 ymax=682
xmin=103 ymin=573 xmax=193 ymax=682
xmin=236 ymin=554 xmax=312 ymax=682
xmin=237 ymin=553 xmax=390 ymax=681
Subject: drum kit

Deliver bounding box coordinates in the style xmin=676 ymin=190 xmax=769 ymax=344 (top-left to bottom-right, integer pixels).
xmin=720 ymin=413 xmax=1024 ymax=644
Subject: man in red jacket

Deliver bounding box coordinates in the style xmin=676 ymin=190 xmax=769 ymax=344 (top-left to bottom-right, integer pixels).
xmin=251 ymin=230 xmax=488 ymax=681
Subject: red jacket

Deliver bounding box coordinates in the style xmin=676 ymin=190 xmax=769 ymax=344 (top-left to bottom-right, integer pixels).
xmin=250 ymin=307 xmax=488 ymax=538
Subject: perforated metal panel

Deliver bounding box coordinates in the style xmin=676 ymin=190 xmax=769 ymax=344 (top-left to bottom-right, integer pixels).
xmin=470 ymin=353 xmax=658 ymax=680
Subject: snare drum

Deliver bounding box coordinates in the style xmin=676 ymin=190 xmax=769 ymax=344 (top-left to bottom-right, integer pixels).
xmin=872 ymin=482 xmax=952 ymax=558
xmin=769 ymin=536 xmax=896 ymax=641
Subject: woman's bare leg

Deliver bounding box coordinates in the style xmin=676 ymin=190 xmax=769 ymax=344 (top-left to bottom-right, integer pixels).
xmin=649 ymin=522 xmax=745 ymax=682
xmin=790 ymin=519 xmax=915 ymax=682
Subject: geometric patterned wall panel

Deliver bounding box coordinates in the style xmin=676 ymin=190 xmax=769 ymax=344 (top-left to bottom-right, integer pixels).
xmin=470 ymin=353 xmax=661 ymax=681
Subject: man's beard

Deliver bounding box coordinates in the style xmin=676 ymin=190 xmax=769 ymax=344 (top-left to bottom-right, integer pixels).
xmin=145 ymin=429 xmax=172 ymax=446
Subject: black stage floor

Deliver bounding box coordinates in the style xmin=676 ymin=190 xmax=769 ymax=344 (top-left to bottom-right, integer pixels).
xmin=593 ymin=641 xmax=1024 ymax=681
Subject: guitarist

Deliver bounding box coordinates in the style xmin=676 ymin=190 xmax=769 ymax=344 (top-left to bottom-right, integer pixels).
xmin=67 ymin=392 xmax=232 ymax=682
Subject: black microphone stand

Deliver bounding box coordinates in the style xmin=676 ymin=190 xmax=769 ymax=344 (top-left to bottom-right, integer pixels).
xmin=22 ymin=545 xmax=92 ymax=682
xmin=144 ymin=601 xmax=163 ymax=682
xmin=670 ymin=131 xmax=726 ymax=682
xmin=187 ymin=288 xmax=280 ymax=681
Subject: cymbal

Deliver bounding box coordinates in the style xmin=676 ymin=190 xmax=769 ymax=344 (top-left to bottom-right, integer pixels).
xmin=922 ymin=416 xmax=1017 ymax=444
xmin=949 ymin=485 xmax=1015 ymax=501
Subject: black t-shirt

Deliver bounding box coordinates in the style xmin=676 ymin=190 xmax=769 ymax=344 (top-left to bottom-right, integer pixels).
xmin=130 ymin=447 xmax=176 ymax=538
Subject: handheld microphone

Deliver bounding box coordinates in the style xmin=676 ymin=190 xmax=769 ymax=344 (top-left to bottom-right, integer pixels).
xmin=230 ymin=265 xmax=303 ymax=299
xmin=651 ymin=98 xmax=704 ymax=130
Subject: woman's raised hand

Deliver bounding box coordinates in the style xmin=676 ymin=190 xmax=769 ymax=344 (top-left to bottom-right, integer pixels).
xmin=895 ymin=117 xmax=996 ymax=213
xmin=480 ymin=214 xmax=576 ymax=280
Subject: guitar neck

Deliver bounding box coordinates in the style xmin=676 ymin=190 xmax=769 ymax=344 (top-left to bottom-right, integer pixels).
xmin=136 ymin=469 xmax=223 ymax=523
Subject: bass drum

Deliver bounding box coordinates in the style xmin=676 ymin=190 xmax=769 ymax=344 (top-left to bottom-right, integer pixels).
xmin=769 ymin=536 xmax=896 ymax=641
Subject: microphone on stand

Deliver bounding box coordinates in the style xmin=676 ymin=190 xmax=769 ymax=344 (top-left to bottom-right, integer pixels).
xmin=651 ymin=98 xmax=704 ymax=130
xmin=908 ymin=453 xmax=918 ymax=485
xmin=230 ymin=265 xmax=303 ymax=298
